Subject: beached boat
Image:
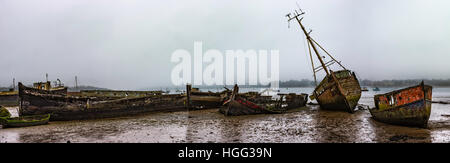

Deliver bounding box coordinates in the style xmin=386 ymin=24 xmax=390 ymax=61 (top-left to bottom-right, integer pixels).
xmin=220 ymin=85 xmax=308 ymax=116
xmin=67 ymin=90 xmax=164 ymax=101
xmin=18 ymin=82 xmax=187 ymax=121
xmin=369 ymin=82 xmax=432 ymax=128
xmin=1 ymin=81 xmax=68 ymax=107
xmin=186 ymin=85 xmax=231 ymax=110
xmin=361 ymin=87 xmax=369 ymax=92
xmin=286 ymin=9 xmax=361 ymax=113
xmin=0 ymin=114 xmax=50 ymax=128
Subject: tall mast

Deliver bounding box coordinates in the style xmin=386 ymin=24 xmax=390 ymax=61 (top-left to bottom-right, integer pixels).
xmin=287 ymin=10 xmax=330 ymax=76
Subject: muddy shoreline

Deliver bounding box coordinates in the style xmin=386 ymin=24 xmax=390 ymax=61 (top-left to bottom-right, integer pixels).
xmin=1 ymin=102 xmax=450 ymax=143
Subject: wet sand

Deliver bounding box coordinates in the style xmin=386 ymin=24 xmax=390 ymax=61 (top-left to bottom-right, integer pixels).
xmin=1 ymin=101 xmax=450 ymax=143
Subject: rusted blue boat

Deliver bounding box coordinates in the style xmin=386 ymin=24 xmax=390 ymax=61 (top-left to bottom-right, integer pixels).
xmin=369 ymin=82 xmax=432 ymax=128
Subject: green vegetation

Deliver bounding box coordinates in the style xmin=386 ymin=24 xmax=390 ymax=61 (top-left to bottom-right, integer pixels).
xmin=0 ymin=106 xmax=11 ymax=118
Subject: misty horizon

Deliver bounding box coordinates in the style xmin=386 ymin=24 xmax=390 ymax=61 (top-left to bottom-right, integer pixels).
xmin=1 ymin=0 xmax=449 ymax=90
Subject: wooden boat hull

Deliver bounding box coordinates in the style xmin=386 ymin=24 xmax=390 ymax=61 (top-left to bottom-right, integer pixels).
xmin=186 ymin=85 xmax=231 ymax=110
xmin=0 ymin=114 xmax=50 ymax=128
xmin=369 ymin=83 xmax=432 ymax=128
xmin=189 ymin=95 xmax=224 ymax=109
xmin=220 ymin=85 xmax=308 ymax=116
xmin=219 ymin=97 xmax=279 ymax=116
xmin=313 ymin=70 xmax=361 ymax=113
xmin=18 ymin=82 xmax=187 ymax=121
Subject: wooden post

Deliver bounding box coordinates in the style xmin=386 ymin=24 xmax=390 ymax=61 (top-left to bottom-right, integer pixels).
xmin=186 ymin=84 xmax=192 ymax=109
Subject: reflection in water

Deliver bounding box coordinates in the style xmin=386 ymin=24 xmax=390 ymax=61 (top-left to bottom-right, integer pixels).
xmin=369 ymin=119 xmax=431 ymax=143
xmin=312 ymin=108 xmax=370 ymax=143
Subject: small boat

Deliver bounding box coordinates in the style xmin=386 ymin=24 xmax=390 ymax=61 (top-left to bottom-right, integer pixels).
xmin=361 ymin=87 xmax=369 ymax=92
xmin=0 ymin=114 xmax=50 ymax=128
xmin=186 ymin=85 xmax=231 ymax=110
xmin=220 ymin=85 xmax=308 ymax=116
xmin=369 ymin=82 xmax=432 ymax=128
xmin=373 ymin=87 xmax=380 ymax=91
xmin=0 ymin=106 xmax=11 ymax=118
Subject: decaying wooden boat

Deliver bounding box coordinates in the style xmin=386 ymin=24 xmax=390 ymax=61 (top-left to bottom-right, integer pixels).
xmin=220 ymin=85 xmax=308 ymax=116
xmin=0 ymin=81 xmax=67 ymax=106
xmin=186 ymin=84 xmax=231 ymax=110
xmin=18 ymin=82 xmax=187 ymax=121
xmin=0 ymin=114 xmax=50 ymax=128
xmin=369 ymin=82 xmax=432 ymax=128
xmin=286 ymin=8 xmax=361 ymax=113
xmin=68 ymin=90 xmax=163 ymax=99
xmin=312 ymin=70 xmax=362 ymax=113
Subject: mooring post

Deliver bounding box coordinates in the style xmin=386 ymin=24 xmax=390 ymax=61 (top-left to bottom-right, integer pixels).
xmin=186 ymin=84 xmax=192 ymax=109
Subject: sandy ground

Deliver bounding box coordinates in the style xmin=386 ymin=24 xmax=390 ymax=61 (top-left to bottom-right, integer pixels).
xmin=1 ymin=102 xmax=450 ymax=143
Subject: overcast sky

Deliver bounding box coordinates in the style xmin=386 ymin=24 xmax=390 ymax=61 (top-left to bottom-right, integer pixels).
xmin=0 ymin=0 xmax=449 ymax=90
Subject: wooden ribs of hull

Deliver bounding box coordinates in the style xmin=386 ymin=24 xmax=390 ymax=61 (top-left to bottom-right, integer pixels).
xmin=220 ymin=85 xmax=308 ymax=116
xmin=219 ymin=97 xmax=276 ymax=116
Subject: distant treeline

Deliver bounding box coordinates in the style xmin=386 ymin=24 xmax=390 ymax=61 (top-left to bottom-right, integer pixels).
xmin=277 ymin=79 xmax=450 ymax=87
xmin=360 ymin=79 xmax=450 ymax=87
xmin=2 ymin=79 xmax=450 ymax=92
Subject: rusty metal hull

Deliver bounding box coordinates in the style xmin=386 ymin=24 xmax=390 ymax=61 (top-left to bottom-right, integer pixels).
xmin=369 ymin=83 xmax=432 ymax=128
xmin=18 ymin=83 xmax=187 ymax=121
xmin=314 ymin=70 xmax=361 ymax=113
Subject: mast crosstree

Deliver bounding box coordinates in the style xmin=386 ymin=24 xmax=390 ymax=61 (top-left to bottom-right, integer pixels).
xmin=286 ymin=7 xmax=346 ymax=85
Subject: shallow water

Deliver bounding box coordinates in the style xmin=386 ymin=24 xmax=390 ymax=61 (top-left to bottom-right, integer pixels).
xmin=1 ymin=87 xmax=450 ymax=143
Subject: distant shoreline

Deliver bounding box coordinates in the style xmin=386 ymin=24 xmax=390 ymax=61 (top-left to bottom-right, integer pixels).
xmin=2 ymin=79 xmax=450 ymax=91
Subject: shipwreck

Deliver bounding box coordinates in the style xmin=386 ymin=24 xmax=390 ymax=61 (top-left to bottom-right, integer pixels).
xmin=286 ymin=8 xmax=362 ymax=113
xmin=0 ymin=80 xmax=67 ymax=107
xmin=186 ymin=84 xmax=232 ymax=110
xmin=220 ymin=84 xmax=308 ymax=116
xmin=18 ymin=82 xmax=187 ymax=121
xmin=369 ymin=82 xmax=432 ymax=128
